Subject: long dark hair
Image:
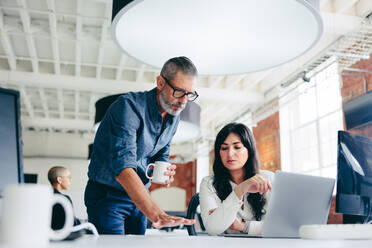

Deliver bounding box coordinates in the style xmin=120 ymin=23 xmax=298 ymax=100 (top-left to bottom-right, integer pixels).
xmin=212 ymin=123 xmax=266 ymax=221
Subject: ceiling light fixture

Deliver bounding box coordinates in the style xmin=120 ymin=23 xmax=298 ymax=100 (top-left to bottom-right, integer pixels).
xmin=112 ymin=0 xmax=323 ymax=75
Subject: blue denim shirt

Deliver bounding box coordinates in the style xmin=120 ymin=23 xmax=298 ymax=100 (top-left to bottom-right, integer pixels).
xmin=88 ymin=88 xmax=180 ymax=191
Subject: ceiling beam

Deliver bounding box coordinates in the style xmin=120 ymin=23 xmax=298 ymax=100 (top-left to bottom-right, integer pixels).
xmin=17 ymin=0 xmax=38 ymax=73
xmin=45 ymin=109 xmax=90 ymax=117
xmin=202 ymin=103 xmax=231 ymax=126
xmin=95 ymin=1 xmax=110 ymax=79
xmin=0 ymin=10 xmax=16 ymax=70
xmin=19 ymin=87 xmax=34 ymax=118
xmin=38 ymin=88 xmax=49 ymax=118
xmin=136 ymin=64 xmax=146 ymax=82
xmin=243 ymin=69 xmax=273 ymax=91
xmin=3 ymin=16 xmax=101 ymax=44
xmin=198 ymin=87 xmax=264 ymax=104
xmin=208 ymin=76 xmax=224 ymax=88
xmin=57 ymin=89 xmax=64 ymax=118
xmin=0 ymin=5 xmax=108 ymax=21
xmin=116 ymin=54 xmax=127 ymax=80
xmin=89 ymin=93 xmax=97 ymax=121
xmin=74 ymin=91 xmax=79 ymax=119
xmin=22 ymin=117 xmax=93 ymax=131
xmin=333 ymin=0 xmax=358 ymax=14
xmin=46 ymin=0 xmax=60 ymax=74
xmin=225 ymin=74 xmax=246 ymax=90
xmin=75 ymin=0 xmax=82 ymax=76
xmin=0 ymin=54 xmax=159 ymax=73
xmin=320 ymin=0 xmax=330 ymax=6
xmin=0 ymin=70 xmax=264 ymax=104
xmin=356 ymin=0 xmax=372 ymax=17
xmin=321 ymin=12 xmax=364 ymax=35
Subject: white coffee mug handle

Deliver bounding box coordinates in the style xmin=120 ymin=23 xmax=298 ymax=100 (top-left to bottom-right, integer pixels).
xmin=48 ymin=194 xmax=74 ymax=241
xmin=145 ymin=163 xmax=155 ymax=180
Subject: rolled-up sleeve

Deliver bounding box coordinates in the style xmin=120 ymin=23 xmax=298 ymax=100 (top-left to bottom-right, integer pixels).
xmin=199 ymin=177 xmax=243 ymax=235
xmin=107 ymin=98 xmax=140 ymax=176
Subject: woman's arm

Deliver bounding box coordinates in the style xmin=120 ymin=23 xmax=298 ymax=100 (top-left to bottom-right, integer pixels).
xmin=199 ymin=177 xmax=242 ymax=235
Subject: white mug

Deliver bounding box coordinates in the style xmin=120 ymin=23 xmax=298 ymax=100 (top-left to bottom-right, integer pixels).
xmin=145 ymin=161 xmax=170 ymax=185
xmin=0 ymin=184 xmax=74 ymax=247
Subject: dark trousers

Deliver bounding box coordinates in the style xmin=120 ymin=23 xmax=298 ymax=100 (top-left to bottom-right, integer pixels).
xmin=84 ymin=180 xmax=147 ymax=235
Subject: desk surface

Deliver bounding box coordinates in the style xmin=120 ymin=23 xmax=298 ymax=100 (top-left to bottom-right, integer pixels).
xmin=46 ymin=233 xmax=372 ymax=248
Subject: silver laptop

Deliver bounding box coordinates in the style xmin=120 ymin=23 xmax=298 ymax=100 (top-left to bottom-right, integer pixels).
xmin=222 ymin=171 xmax=335 ymax=238
xmin=261 ymin=171 xmax=335 ymax=238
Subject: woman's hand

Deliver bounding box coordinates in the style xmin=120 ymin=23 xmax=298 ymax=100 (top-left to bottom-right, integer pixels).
xmin=234 ymin=174 xmax=272 ymax=199
xmin=229 ymin=219 xmax=245 ymax=232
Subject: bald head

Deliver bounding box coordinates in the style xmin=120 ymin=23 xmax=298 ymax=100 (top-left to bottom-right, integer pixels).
xmin=48 ymin=166 xmax=68 ymax=185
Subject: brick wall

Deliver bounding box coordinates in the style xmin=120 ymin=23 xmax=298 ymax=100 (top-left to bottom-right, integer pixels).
xmin=328 ymin=196 xmax=343 ymax=224
xmin=252 ymin=112 xmax=281 ymax=172
xmin=341 ymin=57 xmax=372 ymax=104
xmin=341 ymin=54 xmax=372 ymax=139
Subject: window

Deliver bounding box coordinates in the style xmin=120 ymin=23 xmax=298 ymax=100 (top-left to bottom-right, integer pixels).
xmin=279 ymin=62 xmax=343 ymax=179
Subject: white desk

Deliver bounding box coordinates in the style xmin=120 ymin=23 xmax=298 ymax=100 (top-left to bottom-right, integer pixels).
xmin=44 ymin=234 xmax=372 ymax=248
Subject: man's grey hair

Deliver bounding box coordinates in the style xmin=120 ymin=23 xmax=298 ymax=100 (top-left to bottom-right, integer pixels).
xmin=47 ymin=166 xmax=68 ymax=185
xmin=160 ymin=56 xmax=198 ymax=81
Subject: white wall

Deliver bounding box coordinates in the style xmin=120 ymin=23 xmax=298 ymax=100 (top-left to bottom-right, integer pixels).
xmin=150 ymin=187 xmax=186 ymax=212
xmin=22 ymin=131 xmax=92 ymax=220
xmin=23 ymin=157 xmax=89 ymax=220
xmin=22 ymin=131 xmax=93 ymax=159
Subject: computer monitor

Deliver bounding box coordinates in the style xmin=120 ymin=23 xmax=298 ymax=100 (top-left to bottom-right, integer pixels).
xmin=24 ymin=173 xmax=38 ymax=184
xmin=336 ymin=131 xmax=372 ymax=223
xmin=0 ymin=88 xmax=24 ymax=197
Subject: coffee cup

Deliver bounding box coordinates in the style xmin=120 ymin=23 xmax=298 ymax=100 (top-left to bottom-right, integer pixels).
xmin=145 ymin=161 xmax=170 ymax=185
xmin=0 ymin=184 xmax=74 ymax=247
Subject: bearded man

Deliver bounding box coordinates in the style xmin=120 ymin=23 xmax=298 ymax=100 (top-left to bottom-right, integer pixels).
xmin=84 ymin=57 xmax=198 ymax=235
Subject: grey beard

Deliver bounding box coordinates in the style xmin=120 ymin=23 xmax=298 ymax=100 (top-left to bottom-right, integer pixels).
xmin=159 ymin=90 xmax=185 ymax=116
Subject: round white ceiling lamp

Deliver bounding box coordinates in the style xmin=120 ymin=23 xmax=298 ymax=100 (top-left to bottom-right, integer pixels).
xmin=112 ymin=0 xmax=323 ymax=75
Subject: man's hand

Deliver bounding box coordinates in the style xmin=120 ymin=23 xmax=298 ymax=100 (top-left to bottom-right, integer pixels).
xmin=117 ymin=168 xmax=195 ymax=229
xmin=164 ymin=163 xmax=176 ymax=187
xmin=152 ymin=212 xmax=195 ymax=229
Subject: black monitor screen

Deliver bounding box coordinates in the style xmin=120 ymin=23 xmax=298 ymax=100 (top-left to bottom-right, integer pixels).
xmin=336 ymin=131 xmax=372 ymax=221
xmin=0 ymin=88 xmax=23 ymax=196
xmin=24 ymin=173 xmax=38 ymax=184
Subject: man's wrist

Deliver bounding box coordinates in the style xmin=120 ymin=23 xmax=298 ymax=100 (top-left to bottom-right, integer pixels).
xmin=148 ymin=209 xmax=165 ymax=223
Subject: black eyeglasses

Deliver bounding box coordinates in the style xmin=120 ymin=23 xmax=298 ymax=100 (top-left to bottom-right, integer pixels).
xmin=162 ymin=75 xmax=198 ymax=102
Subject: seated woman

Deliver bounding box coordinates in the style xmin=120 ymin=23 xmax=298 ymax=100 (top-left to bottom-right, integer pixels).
xmin=48 ymin=166 xmax=81 ymax=230
xmin=199 ymin=123 xmax=274 ymax=236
